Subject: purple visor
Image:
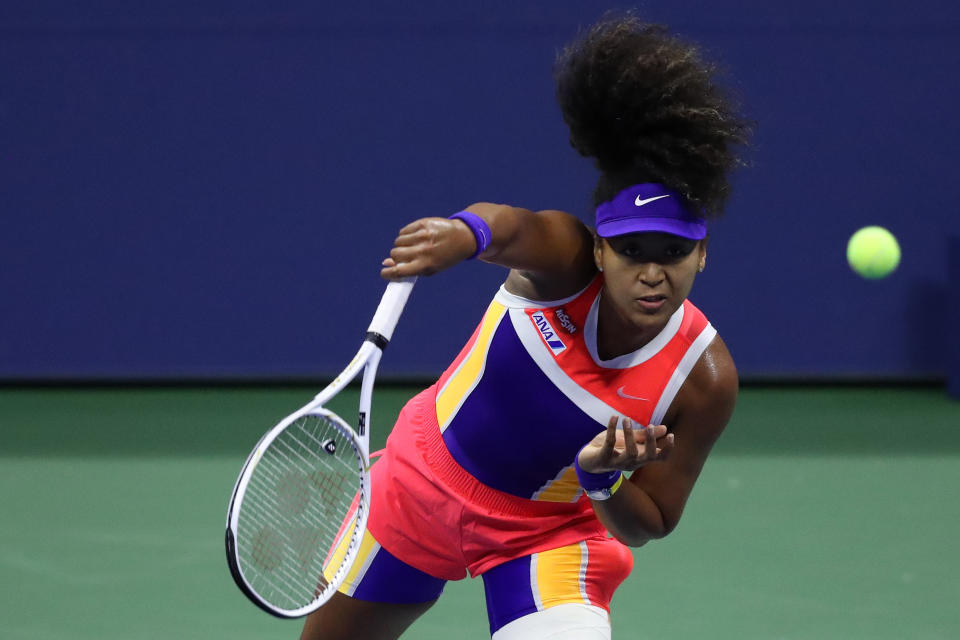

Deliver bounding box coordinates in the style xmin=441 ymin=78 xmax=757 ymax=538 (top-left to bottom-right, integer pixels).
xmin=595 ymin=183 xmax=707 ymax=240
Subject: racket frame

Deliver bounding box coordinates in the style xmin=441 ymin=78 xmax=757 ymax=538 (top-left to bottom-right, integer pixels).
xmin=225 ymin=279 xmax=414 ymax=618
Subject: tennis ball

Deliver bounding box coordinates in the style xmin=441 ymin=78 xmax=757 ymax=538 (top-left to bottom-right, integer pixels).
xmin=847 ymin=226 xmax=900 ymax=279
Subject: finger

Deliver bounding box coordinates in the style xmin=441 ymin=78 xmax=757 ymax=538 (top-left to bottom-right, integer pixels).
xmin=388 ymin=250 xmax=439 ymax=274
xmin=621 ymin=418 xmax=639 ymax=460
xmin=396 ymin=219 xmax=429 ymax=236
xmin=380 ymin=259 xmax=427 ymax=280
xmin=648 ymin=424 xmax=668 ymax=439
xmin=380 ymin=264 xmax=408 ymax=280
xmin=389 ymin=246 xmax=423 ymax=262
xmin=658 ymin=433 xmax=676 ymax=461
xmin=382 ymin=258 xmax=396 ymax=267
xmin=643 ymin=426 xmax=658 ymax=460
xmin=393 ymin=228 xmax=430 ymax=247
xmin=603 ymin=415 xmax=618 ymax=450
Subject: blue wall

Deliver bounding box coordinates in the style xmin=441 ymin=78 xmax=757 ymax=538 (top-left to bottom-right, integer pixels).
xmin=2 ymin=2 xmax=958 ymax=380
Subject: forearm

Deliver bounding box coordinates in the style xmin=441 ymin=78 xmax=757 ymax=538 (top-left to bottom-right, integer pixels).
xmin=380 ymin=202 xmax=594 ymax=288
xmin=588 ymin=478 xmax=670 ymax=547
xmin=460 ymin=202 xmax=529 ymax=265
xmin=461 ymin=202 xmax=594 ymax=275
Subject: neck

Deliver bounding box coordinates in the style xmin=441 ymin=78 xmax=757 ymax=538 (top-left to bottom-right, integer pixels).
xmin=595 ymin=292 xmax=669 ymax=360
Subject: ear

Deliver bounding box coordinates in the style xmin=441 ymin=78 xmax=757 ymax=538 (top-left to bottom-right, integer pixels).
xmin=593 ymin=232 xmax=605 ymax=272
xmin=697 ymin=236 xmax=708 ymax=272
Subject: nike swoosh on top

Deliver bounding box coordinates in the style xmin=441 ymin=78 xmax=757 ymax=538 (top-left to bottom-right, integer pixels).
xmin=616 ymin=386 xmax=648 ymax=401
xmin=634 ymin=194 xmax=671 ymax=207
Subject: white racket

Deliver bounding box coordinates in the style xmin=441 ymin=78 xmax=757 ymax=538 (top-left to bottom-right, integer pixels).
xmin=225 ymin=278 xmax=416 ymax=618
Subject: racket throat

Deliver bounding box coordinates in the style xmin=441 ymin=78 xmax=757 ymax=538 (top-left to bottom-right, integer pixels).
xmin=358 ymin=332 xmax=388 ymax=441
xmin=364 ymin=331 xmax=390 ymax=351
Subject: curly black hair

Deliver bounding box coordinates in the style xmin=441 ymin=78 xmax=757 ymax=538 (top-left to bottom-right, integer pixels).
xmin=554 ymin=14 xmax=751 ymax=217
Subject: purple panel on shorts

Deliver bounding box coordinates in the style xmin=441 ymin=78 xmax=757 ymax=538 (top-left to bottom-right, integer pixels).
xmin=350 ymin=543 xmax=446 ymax=604
xmin=481 ymin=555 xmax=538 ymax=634
xmin=441 ymin=317 xmax=602 ymax=498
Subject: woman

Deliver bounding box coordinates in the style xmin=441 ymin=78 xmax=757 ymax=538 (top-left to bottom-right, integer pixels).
xmin=302 ymin=13 xmax=749 ymax=640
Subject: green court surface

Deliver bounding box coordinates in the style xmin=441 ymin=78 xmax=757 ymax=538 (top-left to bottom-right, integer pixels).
xmin=2 ymin=385 xmax=958 ymax=639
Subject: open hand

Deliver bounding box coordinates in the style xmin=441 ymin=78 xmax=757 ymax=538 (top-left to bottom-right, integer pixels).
xmin=577 ymin=416 xmax=675 ymax=474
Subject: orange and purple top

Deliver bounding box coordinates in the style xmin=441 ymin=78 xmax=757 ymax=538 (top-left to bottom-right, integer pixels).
xmin=434 ymin=275 xmax=716 ymax=502
xmin=366 ymin=274 xmax=717 ymax=580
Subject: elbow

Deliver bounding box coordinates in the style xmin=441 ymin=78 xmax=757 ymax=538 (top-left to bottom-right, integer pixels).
xmin=614 ymin=529 xmax=664 ymax=548
xmin=656 ymin=513 xmax=682 ymax=540
xmin=661 ymin=512 xmax=681 ymax=537
xmin=617 ymin=515 xmax=680 ymax=548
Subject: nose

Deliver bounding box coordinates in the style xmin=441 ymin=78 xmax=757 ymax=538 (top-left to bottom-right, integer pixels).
xmin=638 ymin=262 xmax=665 ymax=286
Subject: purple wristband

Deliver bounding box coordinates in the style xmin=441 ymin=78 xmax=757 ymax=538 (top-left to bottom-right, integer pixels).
xmin=449 ymin=211 xmax=491 ymax=259
xmin=574 ymin=455 xmax=621 ymax=491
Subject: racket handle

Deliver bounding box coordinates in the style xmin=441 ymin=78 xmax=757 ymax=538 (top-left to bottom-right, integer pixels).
xmin=367 ymin=278 xmax=417 ymax=344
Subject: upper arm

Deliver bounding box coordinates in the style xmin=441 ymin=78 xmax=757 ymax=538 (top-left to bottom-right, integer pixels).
xmin=465 ymin=203 xmax=597 ymax=300
xmin=629 ymin=335 xmax=739 ymax=533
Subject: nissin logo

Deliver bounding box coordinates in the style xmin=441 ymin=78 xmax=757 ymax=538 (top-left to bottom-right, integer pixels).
xmin=555 ymin=308 xmax=577 ymax=334
xmin=531 ymin=311 xmax=566 ymax=354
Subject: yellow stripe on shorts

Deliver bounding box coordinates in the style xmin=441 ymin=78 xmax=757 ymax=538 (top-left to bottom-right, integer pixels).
xmin=322 ymin=513 xmax=357 ymax=584
xmin=338 ymin=528 xmax=380 ymax=596
xmin=531 ymin=541 xmax=590 ymax=609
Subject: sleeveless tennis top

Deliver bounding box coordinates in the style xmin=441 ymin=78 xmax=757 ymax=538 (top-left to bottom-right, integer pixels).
xmin=434 ymin=275 xmax=717 ymax=502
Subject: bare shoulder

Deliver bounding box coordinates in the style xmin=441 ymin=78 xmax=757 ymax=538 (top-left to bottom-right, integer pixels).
xmin=499 ymin=209 xmax=597 ymax=301
xmin=666 ymin=334 xmax=738 ymax=439
xmin=626 ymin=334 xmax=738 ymax=536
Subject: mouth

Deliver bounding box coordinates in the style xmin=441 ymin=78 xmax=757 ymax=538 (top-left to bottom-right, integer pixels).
xmin=635 ymin=294 xmax=668 ymax=311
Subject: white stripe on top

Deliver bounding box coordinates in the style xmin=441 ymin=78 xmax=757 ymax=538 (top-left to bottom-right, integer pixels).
xmin=649 ymin=324 xmax=717 ymax=425
xmin=494 ymin=279 xmax=595 ymax=310
xmin=509 ymin=308 xmax=621 ymax=427
xmin=583 ymin=294 xmax=686 ymax=369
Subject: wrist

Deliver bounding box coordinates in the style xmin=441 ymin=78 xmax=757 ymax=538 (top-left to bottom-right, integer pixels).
xmin=448 ymin=211 xmax=491 ymax=259
xmin=574 ymin=455 xmax=624 ymax=501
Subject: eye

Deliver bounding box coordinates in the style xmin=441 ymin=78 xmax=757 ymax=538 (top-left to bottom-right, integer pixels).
xmin=665 ymin=245 xmax=686 ymax=258
xmin=664 ymin=242 xmax=697 ymax=261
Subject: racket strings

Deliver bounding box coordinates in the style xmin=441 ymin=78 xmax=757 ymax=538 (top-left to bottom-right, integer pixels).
xmin=235 ymin=413 xmax=365 ymax=612
xmin=241 ymin=425 xmax=358 ymax=603
xmin=241 ymin=458 xmax=354 ymax=583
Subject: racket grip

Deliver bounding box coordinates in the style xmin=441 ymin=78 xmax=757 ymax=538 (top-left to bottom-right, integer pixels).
xmin=367 ymin=278 xmax=416 ymax=343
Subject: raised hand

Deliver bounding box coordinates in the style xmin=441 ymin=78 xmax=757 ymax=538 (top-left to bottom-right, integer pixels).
xmin=577 ymin=416 xmax=675 ymax=474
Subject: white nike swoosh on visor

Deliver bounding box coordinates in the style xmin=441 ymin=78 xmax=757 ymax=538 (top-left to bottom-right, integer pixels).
xmin=634 ymin=194 xmax=671 ymax=207
xmin=616 ymin=386 xmax=648 ymax=401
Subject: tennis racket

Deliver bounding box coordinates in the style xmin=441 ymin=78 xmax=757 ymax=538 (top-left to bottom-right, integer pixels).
xmin=225 ymin=278 xmax=416 ymax=618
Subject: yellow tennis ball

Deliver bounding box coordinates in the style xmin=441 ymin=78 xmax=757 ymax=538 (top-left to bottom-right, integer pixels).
xmin=847 ymin=226 xmax=900 ymax=279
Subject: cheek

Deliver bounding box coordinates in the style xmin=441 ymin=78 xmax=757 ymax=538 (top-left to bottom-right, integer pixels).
xmin=671 ymin=267 xmax=699 ymax=296
xmin=602 ymin=269 xmax=637 ymax=303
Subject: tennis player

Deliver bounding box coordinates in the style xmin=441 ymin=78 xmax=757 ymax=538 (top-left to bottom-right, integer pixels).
xmin=301 ymin=14 xmax=749 ymax=640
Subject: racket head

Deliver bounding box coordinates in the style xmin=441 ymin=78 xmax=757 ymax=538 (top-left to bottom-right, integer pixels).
xmin=226 ymin=406 xmax=369 ymax=618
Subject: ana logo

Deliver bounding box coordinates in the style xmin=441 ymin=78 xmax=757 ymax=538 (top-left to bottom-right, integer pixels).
xmin=531 ymin=311 xmax=566 ymax=354
xmin=555 ymin=308 xmax=577 ymax=334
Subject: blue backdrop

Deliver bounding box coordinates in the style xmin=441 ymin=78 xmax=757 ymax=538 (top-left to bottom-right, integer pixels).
xmin=2 ymin=1 xmax=958 ymax=380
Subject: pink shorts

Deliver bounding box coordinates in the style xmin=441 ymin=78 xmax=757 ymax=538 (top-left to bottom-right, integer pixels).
xmin=338 ymin=526 xmax=632 ymax=636
xmin=368 ymin=385 xmax=608 ymax=580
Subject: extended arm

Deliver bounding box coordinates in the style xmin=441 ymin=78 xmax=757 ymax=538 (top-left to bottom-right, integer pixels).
xmin=380 ymin=203 xmax=596 ymax=300
xmin=578 ymin=336 xmax=738 ymax=546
